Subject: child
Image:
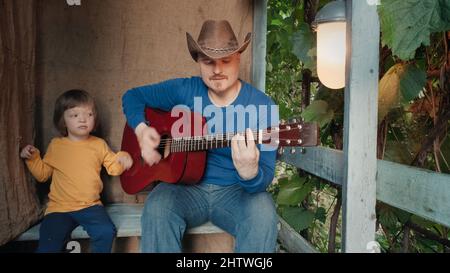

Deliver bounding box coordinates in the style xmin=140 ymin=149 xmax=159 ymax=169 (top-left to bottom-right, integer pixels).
xmin=20 ymin=89 xmax=133 ymax=253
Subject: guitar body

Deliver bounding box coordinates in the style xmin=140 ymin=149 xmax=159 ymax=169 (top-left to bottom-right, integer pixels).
xmin=120 ymin=107 xmax=320 ymax=194
xmin=120 ymin=108 xmax=206 ymax=194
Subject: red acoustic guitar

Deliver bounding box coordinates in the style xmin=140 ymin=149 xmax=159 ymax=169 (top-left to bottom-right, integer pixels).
xmin=120 ymin=108 xmax=320 ymax=194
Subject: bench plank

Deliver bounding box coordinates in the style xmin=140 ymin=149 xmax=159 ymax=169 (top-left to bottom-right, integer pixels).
xmin=15 ymin=203 xmax=225 ymax=241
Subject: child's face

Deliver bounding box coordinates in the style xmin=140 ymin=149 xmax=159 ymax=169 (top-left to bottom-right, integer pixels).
xmin=63 ymin=104 xmax=95 ymax=140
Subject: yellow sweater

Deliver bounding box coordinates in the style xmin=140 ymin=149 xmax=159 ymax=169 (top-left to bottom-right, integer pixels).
xmin=26 ymin=136 xmax=128 ymax=214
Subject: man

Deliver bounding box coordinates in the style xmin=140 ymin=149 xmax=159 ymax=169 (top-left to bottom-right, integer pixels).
xmin=122 ymin=20 xmax=279 ymax=252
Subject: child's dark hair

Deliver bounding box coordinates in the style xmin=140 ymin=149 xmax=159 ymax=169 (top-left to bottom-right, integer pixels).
xmin=53 ymin=89 xmax=98 ymax=136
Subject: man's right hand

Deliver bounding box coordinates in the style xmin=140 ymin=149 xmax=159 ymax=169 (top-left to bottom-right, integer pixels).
xmin=135 ymin=122 xmax=162 ymax=166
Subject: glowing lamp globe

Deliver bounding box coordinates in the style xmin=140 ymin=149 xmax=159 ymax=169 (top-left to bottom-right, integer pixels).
xmin=313 ymin=1 xmax=347 ymax=89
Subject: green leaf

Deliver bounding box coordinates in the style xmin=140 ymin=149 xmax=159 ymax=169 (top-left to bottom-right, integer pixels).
xmin=301 ymin=100 xmax=334 ymax=128
xmin=379 ymin=0 xmax=450 ymax=60
xmin=282 ymin=207 xmax=315 ymax=232
xmin=270 ymin=18 xmax=283 ymax=26
xmin=392 ymin=208 xmax=411 ymax=224
xmin=438 ymin=134 xmax=450 ymax=173
xmin=378 ymin=63 xmax=406 ymax=122
xmin=400 ymin=65 xmax=426 ymax=102
xmin=384 ymin=140 xmax=414 ymax=164
xmin=315 ymin=207 xmax=327 ymax=224
xmin=314 ymin=85 xmax=344 ymax=114
xmin=277 ymin=175 xmax=313 ymax=206
xmin=267 ymin=61 xmax=273 ymax=73
xmin=378 ymin=206 xmax=398 ymax=230
xmin=306 ymin=48 xmax=317 ymax=75
xmin=410 ymin=215 xmax=437 ymax=229
xmin=278 ymin=102 xmax=294 ymax=120
xmin=291 ymin=23 xmax=316 ymax=70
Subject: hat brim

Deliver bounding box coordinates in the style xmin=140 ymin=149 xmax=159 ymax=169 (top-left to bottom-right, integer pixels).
xmin=186 ymin=32 xmax=251 ymax=62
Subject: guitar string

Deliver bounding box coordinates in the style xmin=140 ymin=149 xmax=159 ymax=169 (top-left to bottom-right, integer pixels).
xmin=165 ymin=138 xmax=306 ymax=153
xmin=152 ymin=129 xmax=306 ymax=152
xmin=154 ymin=127 xmax=301 ymax=147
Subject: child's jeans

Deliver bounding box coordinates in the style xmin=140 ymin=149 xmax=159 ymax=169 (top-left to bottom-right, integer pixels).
xmin=37 ymin=205 xmax=116 ymax=253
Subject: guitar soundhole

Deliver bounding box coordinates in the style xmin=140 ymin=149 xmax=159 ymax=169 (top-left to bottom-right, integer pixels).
xmin=158 ymin=135 xmax=170 ymax=159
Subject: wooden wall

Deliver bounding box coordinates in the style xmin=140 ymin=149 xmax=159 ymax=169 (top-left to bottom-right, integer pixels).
xmin=36 ymin=0 xmax=253 ymax=204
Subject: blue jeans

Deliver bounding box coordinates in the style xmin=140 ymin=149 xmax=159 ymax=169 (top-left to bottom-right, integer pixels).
xmin=37 ymin=205 xmax=116 ymax=253
xmin=141 ymin=182 xmax=278 ymax=253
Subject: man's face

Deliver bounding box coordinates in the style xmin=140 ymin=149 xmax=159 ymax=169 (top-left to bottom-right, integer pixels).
xmin=198 ymin=53 xmax=241 ymax=95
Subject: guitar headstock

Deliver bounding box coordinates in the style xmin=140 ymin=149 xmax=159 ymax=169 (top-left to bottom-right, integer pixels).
xmin=267 ymin=118 xmax=320 ymax=148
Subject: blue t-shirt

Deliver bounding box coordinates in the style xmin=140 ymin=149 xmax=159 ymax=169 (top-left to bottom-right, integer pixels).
xmin=122 ymin=77 xmax=279 ymax=193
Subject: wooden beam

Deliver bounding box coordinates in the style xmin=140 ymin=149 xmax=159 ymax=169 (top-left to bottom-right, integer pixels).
xmin=377 ymin=161 xmax=450 ymax=227
xmin=278 ymin=217 xmax=319 ymax=253
xmin=278 ymin=146 xmax=344 ymax=185
xmin=342 ymin=0 xmax=380 ymax=252
xmin=280 ymin=148 xmax=450 ymax=229
xmin=252 ymin=0 xmax=267 ymax=92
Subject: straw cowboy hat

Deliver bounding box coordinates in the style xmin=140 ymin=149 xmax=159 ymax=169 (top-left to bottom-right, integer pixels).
xmin=186 ymin=20 xmax=251 ymax=61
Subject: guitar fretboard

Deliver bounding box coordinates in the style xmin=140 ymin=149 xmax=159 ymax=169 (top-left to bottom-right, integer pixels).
xmin=169 ymin=130 xmax=268 ymax=153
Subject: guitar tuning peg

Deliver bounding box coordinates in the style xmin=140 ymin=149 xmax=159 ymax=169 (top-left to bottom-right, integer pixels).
xmin=300 ymin=148 xmax=306 ymax=154
xmin=290 ymin=148 xmax=296 ymax=154
xmin=280 ymin=119 xmax=285 ymax=125
xmin=291 ymin=118 xmax=297 ymax=123
xmin=278 ymin=148 xmax=284 ymax=155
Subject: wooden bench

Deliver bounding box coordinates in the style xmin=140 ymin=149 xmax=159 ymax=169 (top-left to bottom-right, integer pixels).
xmin=15 ymin=203 xmax=232 ymax=252
xmin=14 ymin=203 xmax=319 ymax=253
xmin=16 ymin=203 xmax=226 ymax=240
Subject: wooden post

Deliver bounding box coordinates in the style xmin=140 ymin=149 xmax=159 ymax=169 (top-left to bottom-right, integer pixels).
xmin=252 ymin=0 xmax=267 ymax=92
xmin=342 ymin=0 xmax=380 ymax=252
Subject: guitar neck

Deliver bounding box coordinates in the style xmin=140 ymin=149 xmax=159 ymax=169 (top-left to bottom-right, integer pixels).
xmin=169 ymin=131 xmax=268 ymax=153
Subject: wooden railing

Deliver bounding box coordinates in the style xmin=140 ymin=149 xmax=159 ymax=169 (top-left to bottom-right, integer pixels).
xmin=279 ymin=147 xmax=450 ymax=228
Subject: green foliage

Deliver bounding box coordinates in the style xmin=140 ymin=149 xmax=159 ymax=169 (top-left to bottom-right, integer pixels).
xmin=277 ymin=174 xmax=311 ymax=205
xmin=400 ymin=65 xmax=427 ymax=102
xmin=378 ymin=205 xmax=400 ymax=230
xmin=379 ymin=0 xmax=450 ymax=60
xmin=378 ymin=63 xmax=427 ymax=122
xmin=438 ymin=135 xmax=450 ymax=173
xmin=315 ymin=207 xmax=327 ymax=224
xmin=280 ymin=207 xmax=315 ymax=232
xmin=300 ymin=100 xmax=334 ymax=128
xmin=266 ymin=0 xmax=314 ymax=121
xmin=291 ymin=22 xmax=316 ymax=71
xmin=267 ymin=0 xmax=450 ymax=253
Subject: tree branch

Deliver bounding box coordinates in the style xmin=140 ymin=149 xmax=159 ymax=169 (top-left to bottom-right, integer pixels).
xmin=406 ymin=221 xmax=450 ymax=248
xmin=411 ymin=97 xmax=450 ymax=167
xmin=401 ymin=225 xmax=410 ymax=252
xmin=328 ymin=190 xmax=341 ymax=253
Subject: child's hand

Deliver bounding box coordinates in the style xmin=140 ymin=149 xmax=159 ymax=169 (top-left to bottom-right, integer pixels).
xmin=117 ymin=153 xmax=133 ymax=170
xmin=20 ymin=145 xmax=37 ymax=159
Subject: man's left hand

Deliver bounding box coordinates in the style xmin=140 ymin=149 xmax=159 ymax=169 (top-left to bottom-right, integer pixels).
xmin=231 ymin=128 xmax=260 ymax=180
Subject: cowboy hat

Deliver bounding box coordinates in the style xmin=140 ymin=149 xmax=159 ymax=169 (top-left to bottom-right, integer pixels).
xmin=186 ymin=20 xmax=251 ymax=62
